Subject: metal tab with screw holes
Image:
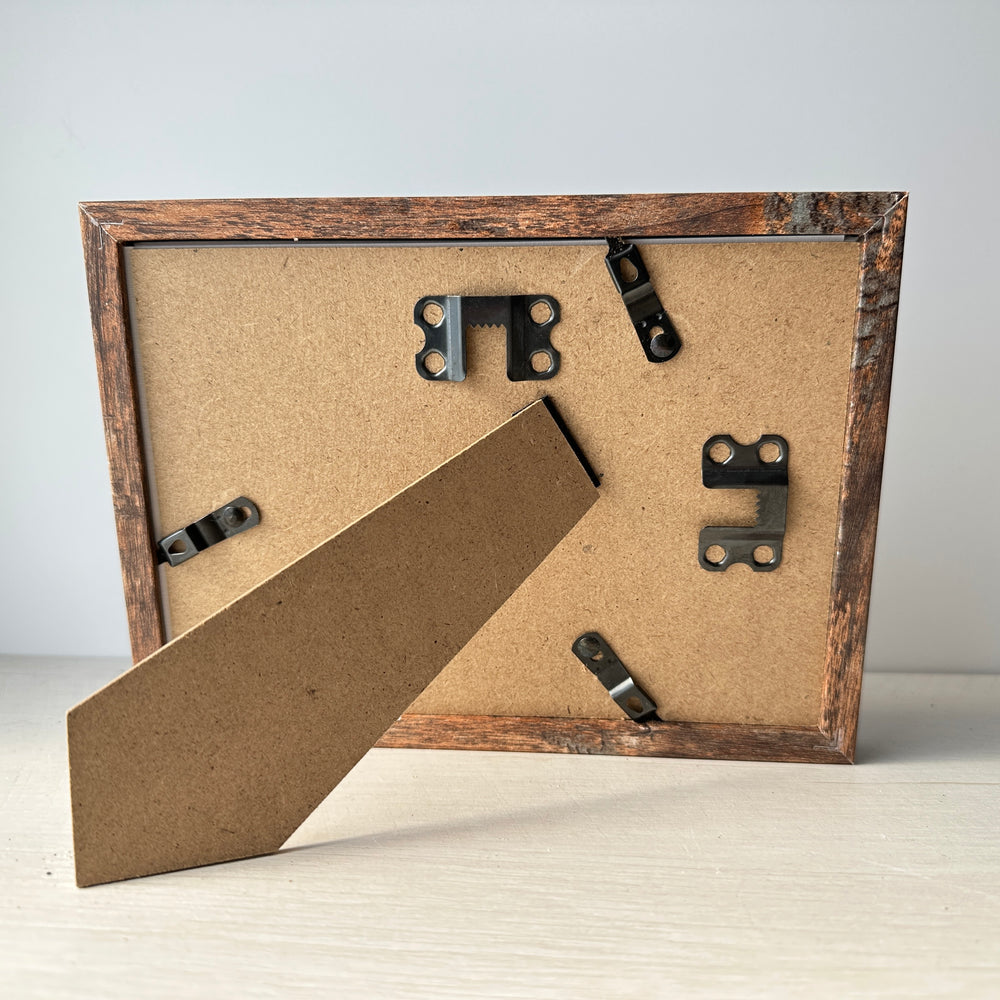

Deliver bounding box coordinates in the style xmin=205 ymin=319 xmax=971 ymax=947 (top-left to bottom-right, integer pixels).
xmin=156 ymin=497 xmax=261 ymax=567
xmin=571 ymin=632 xmax=660 ymax=722
xmin=604 ymin=237 xmax=681 ymax=363
xmin=413 ymin=295 xmax=561 ymax=382
xmin=698 ymin=435 xmax=788 ymax=572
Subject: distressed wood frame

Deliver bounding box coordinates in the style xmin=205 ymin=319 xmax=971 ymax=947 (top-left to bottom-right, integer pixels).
xmin=81 ymin=192 xmax=907 ymax=764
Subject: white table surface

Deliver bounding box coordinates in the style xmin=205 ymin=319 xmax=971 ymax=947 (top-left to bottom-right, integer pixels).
xmin=1 ymin=656 xmax=998 ymax=999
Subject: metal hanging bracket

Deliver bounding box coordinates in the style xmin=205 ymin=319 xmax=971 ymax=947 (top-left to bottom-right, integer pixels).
xmin=605 ymin=237 xmax=681 ymax=363
xmin=571 ymin=632 xmax=660 ymax=723
xmin=699 ymin=435 xmax=788 ymax=572
xmin=156 ymin=497 xmax=260 ymax=567
xmin=413 ymin=295 xmax=561 ymax=382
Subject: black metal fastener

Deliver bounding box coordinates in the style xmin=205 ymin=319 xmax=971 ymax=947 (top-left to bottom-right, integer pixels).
xmin=698 ymin=435 xmax=788 ymax=572
xmin=605 ymin=237 xmax=681 ymax=363
xmin=156 ymin=497 xmax=261 ymax=567
xmin=413 ymin=295 xmax=561 ymax=382
xmin=571 ymin=632 xmax=660 ymax=723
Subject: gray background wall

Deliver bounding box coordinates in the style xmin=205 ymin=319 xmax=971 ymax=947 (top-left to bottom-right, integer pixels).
xmin=1 ymin=0 xmax=996 ymax=670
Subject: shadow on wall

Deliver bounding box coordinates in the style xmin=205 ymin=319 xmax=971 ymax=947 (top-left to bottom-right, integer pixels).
xmin=855 ymin=674 xmax=1000 ymax=766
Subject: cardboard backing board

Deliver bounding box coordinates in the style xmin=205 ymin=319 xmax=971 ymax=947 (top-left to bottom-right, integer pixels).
xmin=68 ymin=400 xmax=598 ymax=886
xmin=81 ymin=193 xmax=908 ymax=763
xmin=129 ymin=239 xmax=854 ymax=729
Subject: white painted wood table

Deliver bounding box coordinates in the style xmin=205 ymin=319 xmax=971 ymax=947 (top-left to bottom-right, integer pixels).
xmin=2 ymin=656 xmax=998 ymax=999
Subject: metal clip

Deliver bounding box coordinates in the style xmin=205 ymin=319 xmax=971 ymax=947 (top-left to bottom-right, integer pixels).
xmin=414 ymin=295 xmax=561 ymax=382
xmin=156 ymin=497 xmax=260 ymax=567
xmin=571 ymin=632 xmax=660 ymax=722
xmin=605 ymin=238 xmax=681 ymax=363
xmin=699 ymin=435 xmax=788 ymax=572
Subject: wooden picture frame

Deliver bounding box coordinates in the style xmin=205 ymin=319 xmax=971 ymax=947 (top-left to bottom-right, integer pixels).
xmin=81 ymin=192 xmax=907 ymax=765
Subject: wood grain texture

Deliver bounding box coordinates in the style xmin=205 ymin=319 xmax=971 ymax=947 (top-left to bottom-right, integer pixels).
xmin=761 ymin=191 xmax=903 ymax=237
xmin=79 ymin=192 xmax=902 ymax=243
xmin=377 ymin=715 xmax=848 ymax=764
xmin=79 ymin=210 xmax=164 ymax=661
xmin=819 ymin=195 xmax=908 ymax=761
xmin=81 ymin=192 xmax=907 ymax=764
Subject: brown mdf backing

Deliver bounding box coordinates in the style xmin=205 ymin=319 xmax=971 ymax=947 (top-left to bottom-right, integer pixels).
xmin=127 ymin=238 xmax=861 ymax=731
xmin=68 ymin=401 xmax=598 ymax=885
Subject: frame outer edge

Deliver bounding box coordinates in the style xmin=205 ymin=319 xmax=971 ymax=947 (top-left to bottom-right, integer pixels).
xmin=820 ymin=194 xmax=909 ymax=760
xmin=80 ymin=208 xmax=165 ymax=661
xmin=76 ymin=191 xmax=897 ymax=241
xmin=378 ymin=716 xmax=849 ymax=764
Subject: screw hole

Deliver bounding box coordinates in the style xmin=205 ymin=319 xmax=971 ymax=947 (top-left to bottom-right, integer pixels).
xmin=423 ymin=351 xmax=446 ymax=375
xmin=648 ymin=325 xmax=675 ymax=358
xmin=422 ymin=301 xmax=444 ymax=326
xmin=704 ymin=544 xmax=726 ymax=565
xmin=753 ymin=545 xmax=775 ymax=565
xmin=219 ymin=505 xmax=248 ymax=529
xmin=619 ymin=258 xmax=639 ymax=283
xmin=167 ymin=539 xmax=187 ymax=555
xmin=758 ymin=441 xmax=781 ymax=464
xmin=708 ymin=441 xmax=732 ymax=464
xmin=529 ymin=351 xmax=552 ymax=374
xmin=529 ymin=299 xmax=553 ymax=325
xmin=625 ymin=696 xmax=643 ymax=714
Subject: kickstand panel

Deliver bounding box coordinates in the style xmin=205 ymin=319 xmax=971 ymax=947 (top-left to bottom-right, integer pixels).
xmin=67 ymin=399 xmax=599 ymax=887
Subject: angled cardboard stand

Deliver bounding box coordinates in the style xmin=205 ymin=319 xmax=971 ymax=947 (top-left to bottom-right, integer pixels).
xmin=81 ymin=193 xmax=907 ymax=765
xmin=68 ymin=401 xmax=598 ymax=886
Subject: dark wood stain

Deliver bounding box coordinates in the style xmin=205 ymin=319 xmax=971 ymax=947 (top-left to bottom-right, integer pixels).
xmin=80 ymin=192 xmax=901 ymax=243
xmin=377 ymin=714 xmax=850 ymax=764
xmin=818 ymin=195 xmax=908 ymax=761
xmin=80 ymin=211 xmax=165 ymax=661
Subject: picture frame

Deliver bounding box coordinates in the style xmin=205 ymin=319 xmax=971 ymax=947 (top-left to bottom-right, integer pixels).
xmin=81 ymin=192 xmax=907 ymax=764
